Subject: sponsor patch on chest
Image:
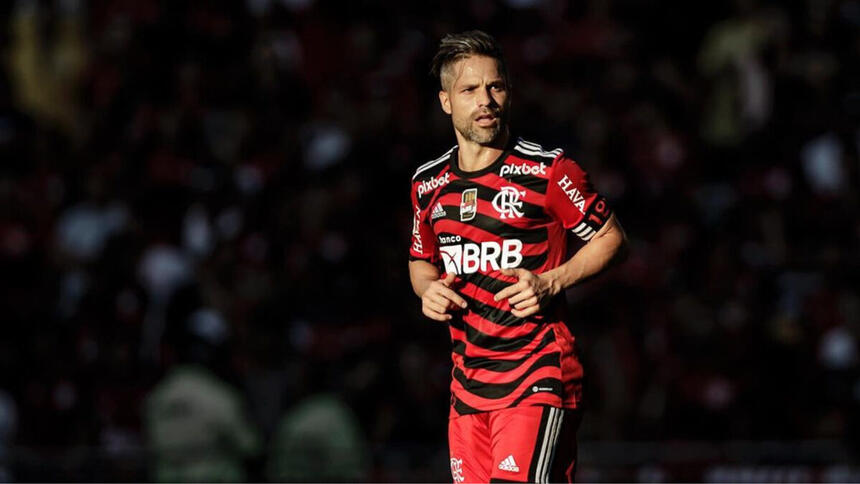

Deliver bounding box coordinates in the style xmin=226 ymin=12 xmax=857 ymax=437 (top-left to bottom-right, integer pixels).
xmin=460 ymin=188 xmax=477 ymax=222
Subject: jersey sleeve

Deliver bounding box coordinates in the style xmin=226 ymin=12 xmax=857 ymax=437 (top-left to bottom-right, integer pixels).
xmin=408 ymin=183 xmax=439 ymax=263
xmin=545 ymin=155 xmax=612 ymax=241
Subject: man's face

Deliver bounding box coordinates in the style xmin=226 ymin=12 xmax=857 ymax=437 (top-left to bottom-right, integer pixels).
xmin=439 ymin=55 xmax=510 ymax=146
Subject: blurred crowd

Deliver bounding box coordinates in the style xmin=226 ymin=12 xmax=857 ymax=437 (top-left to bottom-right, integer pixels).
xmin=0 ymin=0 xmax=858 ymax=480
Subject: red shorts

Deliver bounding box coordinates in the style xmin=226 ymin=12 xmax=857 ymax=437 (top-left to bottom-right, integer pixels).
xmin=448 ymin=405 xmax=582 ymax=483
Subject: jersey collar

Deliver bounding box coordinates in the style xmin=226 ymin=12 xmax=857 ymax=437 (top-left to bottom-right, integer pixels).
xmin=449 ymin=135 xmax=516 ymax=179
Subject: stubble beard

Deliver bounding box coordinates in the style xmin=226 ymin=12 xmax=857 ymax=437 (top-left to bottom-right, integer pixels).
xmin=454 ymin=109 xmax=509 ymax=146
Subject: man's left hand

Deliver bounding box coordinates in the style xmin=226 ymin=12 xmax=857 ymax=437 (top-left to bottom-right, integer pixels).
xmin=493 ymin=268 xmax=558 ymax=318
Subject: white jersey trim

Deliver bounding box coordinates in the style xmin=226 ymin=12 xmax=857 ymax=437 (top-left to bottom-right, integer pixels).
xmin=412 ymin=146 xmax=456 ymax=180
xmin=515 ymin=138 xmax=562 ymax=159
xmin=572 ymin=221 xmax=600 ymax=241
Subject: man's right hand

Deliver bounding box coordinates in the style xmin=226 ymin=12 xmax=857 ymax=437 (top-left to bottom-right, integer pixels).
xmin=420 ymin=273 xmax=468 ymax=321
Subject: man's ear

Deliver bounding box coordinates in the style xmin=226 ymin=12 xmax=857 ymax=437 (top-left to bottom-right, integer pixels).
xmin=439 ymin=90 xmax=452 ymax=115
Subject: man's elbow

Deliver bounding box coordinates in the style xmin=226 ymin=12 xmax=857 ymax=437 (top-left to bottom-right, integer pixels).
xmin=613 ymin=231 xmax=630 ymax=265
xmin=606 ymin=221 xmax=629 ymax=266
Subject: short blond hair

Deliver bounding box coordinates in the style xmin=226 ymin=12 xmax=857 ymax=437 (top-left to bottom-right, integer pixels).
xmin=430 ymin=30 xmax=509 ymax=92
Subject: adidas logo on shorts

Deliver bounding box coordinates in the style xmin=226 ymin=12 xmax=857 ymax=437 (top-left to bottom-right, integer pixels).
xmin=498 ymin=454 xmax=520 ymax=473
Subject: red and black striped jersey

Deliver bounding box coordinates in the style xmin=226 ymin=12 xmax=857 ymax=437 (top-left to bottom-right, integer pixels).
xmin=409 ymin=137 xmax=612 ymax=417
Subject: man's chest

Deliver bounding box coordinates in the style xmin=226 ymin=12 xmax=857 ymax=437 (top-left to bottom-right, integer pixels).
xmin=428 ymin=178 xmax=549 ymax=235
xmin=428 ymin=178 xmax=553 ymax=276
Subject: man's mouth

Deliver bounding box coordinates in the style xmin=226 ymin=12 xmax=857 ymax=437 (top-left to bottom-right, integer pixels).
xmin=475 ymin=113 xmax=498 ymax=125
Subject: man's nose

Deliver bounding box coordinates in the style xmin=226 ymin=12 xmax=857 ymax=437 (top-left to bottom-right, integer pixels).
xmin=476 ymin=86 xmax=494 ymax=107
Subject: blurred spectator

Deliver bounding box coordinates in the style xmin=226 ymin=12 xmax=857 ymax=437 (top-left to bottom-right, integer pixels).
xmin=266 ymin=393 xmax=369 ymax=482
xmin=7 ymin=0 xmax=87 ymax=137
xmin=144 ymin=311 xmax=260 ymax=482
xmin=697 ymin=1 xmax=784 ymax=147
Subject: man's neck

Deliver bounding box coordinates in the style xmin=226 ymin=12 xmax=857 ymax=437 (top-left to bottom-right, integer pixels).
xmin=456 ymin=129 xmax=510 ymax=173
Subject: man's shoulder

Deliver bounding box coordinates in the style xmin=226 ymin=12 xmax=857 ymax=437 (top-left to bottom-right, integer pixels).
xmin=411 ymin=145 xmax=456 ymax=182
xmin=510 ymin=137 xmax=565 ymax=164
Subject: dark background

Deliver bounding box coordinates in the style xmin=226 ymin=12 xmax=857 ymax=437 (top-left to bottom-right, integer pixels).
xmin=0 ymin=0 xmax=859 ymax=481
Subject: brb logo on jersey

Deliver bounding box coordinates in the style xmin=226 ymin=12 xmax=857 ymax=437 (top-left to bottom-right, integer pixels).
xmin=417 ymin=172 xmax=451 ymax=198
xmin=492 ymin=186 xmax=526 ymax=219
xmin=500 ymin=162 xmax=546 ymax=177
xmin=439 ymin=240 xmax=523 ymax=275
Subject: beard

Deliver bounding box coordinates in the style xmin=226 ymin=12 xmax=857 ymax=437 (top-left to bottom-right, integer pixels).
xmin=454 ymin=106 xmax=510 ymax=146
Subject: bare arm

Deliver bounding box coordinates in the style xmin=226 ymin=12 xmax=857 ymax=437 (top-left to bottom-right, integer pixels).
xmin=495 ymin=214 xmax=628 ymax=317
xmin=409 ymin=259 xmax=468 ymax=321
xmin=409 ymin=259 xmax=442 ymax=298
xmin=541 ymin=213 xmax=628 ymax=293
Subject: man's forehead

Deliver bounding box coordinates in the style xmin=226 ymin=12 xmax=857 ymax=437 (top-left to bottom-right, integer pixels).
xmin=449 ymin=55 xmax=503 ymax=85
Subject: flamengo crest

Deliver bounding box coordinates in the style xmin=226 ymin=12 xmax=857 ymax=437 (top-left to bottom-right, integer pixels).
xmin=492 ymin=186 xmax=526 ymax=219
xmin=450 ymin=458 xmax=465 ymax=483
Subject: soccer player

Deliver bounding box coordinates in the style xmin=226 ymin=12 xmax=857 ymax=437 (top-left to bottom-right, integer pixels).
xmin=408 ymin=31 xmax=628 ymax=483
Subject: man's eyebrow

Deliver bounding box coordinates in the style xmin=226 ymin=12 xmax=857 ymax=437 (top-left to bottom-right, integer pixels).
xmin=457 ymin=81 xmax=479 ymax=89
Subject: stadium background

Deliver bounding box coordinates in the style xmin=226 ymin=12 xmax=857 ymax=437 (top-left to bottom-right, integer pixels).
xmin=1 ymin=0 xmax=859 ymax=481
